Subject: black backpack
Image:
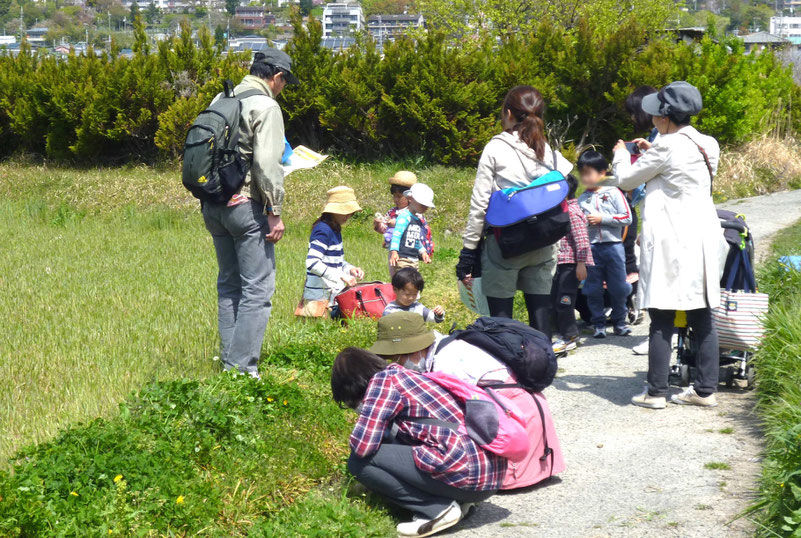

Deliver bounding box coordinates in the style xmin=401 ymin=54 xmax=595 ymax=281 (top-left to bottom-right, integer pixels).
xmin=437 ymin=317 xmax=557 ymax=393
xmin=182 ymin=80 xmax=264 ymax=204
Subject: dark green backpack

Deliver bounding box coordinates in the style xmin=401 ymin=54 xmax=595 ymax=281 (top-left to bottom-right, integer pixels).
xmin=182 ymin=80 xmax=263 ymax=204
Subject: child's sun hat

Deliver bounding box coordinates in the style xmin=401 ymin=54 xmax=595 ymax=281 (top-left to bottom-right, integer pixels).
xmin=388 ymin=171 xmax=418 ymax=188
xmin=323 ymin=186 xmax=362 ymax=215
xmin=404 ymin=183 xmax=435 ymax=208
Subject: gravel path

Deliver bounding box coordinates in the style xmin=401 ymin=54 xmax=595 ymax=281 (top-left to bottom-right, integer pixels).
xmin=447 ymin=190 xmax=801 ymax=538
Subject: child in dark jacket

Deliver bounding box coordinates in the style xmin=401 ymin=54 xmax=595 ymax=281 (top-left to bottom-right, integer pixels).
xmin=551 ymin=174 xmax=594 ymax=353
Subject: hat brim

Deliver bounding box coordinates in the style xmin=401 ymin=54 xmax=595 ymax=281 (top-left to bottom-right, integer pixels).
xmin=283 ymin=71 xmax=300 ymax=85
xmin=389 ymin=177 xmax=417 ymax=187
xmin=323 ymin=201 xmax=362 ymax=215
xmin=641 ymin=93 xmax=663 ymax=117
xmin=369 ymin=331 xmax=436 ymax=356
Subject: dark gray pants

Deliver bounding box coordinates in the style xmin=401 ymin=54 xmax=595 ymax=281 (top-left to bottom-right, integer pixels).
xmin=202 ymin=200 xmax=276 ymax=375
xmin=648 ymin=308 xmax=719 ymax=397
xmin=348 ymin=444 xmax=496 ymax=519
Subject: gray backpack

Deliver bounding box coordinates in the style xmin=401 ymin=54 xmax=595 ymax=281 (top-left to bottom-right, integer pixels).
xmin=182 ymin=80 xmax=263 ymax=204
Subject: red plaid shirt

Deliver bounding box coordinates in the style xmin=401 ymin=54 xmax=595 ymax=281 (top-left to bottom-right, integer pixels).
xmin=558 ymin=199 xmax=594 ymax=266
xmin=350 ymin=364 xmax=507 ymax=491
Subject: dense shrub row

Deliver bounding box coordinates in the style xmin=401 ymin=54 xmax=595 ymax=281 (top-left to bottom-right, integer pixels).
xmin=751 ymin=233 xmax=801 ymax=537
xmin=0 ymin=12 xmax=798 ymax=164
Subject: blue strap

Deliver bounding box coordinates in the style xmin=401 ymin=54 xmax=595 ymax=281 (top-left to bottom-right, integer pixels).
xmin=726 ymin=248 xmax=755 ymax=292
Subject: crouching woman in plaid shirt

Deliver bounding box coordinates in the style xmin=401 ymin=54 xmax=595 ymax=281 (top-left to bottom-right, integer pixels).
xmin=332 ymin=348 xmax=506 ymax=537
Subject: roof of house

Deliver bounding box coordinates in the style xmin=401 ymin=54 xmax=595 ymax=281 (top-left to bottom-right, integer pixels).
xmin=367 ymin=14 xmax=421 ymax=22
xmin=742 ymin=31 xmax=789 ymax=44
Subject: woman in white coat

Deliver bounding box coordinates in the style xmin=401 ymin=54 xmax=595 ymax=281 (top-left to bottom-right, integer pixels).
xmin=610 ymin=81 xmax=723 ymax=409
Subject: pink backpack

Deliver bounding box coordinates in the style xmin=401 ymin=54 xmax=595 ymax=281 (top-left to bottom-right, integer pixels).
xmin=416 ymin=371 xmax=531 ymax=462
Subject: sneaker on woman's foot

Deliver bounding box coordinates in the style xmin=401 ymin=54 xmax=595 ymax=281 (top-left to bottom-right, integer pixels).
xmin=671 ymin=386 xmax=718 ymax=407
xmin=632 ymin=340 xmax=649 ymax=355
xmin=631 ymin=389 xmax=666 ymax=409
xmin=397 ymin=501 xmax=462 ymax=537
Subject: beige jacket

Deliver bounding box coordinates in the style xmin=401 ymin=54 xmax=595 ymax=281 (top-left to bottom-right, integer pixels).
xmin=463 ymin=131 xmax=574 ymax=249
xmin=222 ymin=75 xmax=286 ymax=215
xmin=611 ymin=126 xmax=726 ymax=310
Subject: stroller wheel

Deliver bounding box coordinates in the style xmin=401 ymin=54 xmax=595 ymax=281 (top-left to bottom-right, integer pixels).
xmin=679 ymin=364 xmax=691 ymax=386
xmin=724 ymin=367 xmax=735 ymax=388
xmin=746 ymin=364 xmax=756 ymax=389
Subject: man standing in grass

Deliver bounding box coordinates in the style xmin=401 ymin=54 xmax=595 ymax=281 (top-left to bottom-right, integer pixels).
xmin=202 ymin=50 xmax=299 ymax=378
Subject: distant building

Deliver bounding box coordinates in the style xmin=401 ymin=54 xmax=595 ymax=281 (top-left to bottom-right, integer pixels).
xmin=742 ymin=31 xmax=792 ymax=53
xmin=26 ymin=27 xmax=49 ymax=45
xmin=367 ymin=13 xmax=423 ymax=41
xmin=0 ymin=36 xmax=16 ymax=46
xmin=235 ymin=6 xmax=276 ymax=30
xmin=122 ymin=0 xmax=191 ymax=14
xmin=771 ymin=16 xmax=801 ymax=46
xmin=322 ymin=2 xmax=364 ymax=37
xmin=227 ymin=36 xmax=270 ymax=53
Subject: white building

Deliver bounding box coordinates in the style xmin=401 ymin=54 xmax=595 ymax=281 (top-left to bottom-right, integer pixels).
xmin=322 ymin=2 xmax=364 ymax=37
xmin=367 ymin=13 xmax=423 ymax=42
xmin=771 ymin=16 xmax=801 ymax=45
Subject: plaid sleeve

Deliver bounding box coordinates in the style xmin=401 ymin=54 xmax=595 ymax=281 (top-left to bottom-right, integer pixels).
xmin=570 ymin=204 xmax=592 ymax=264
xmin=420 ymin=216 xmax=434 ymax=256
xmin=349 ymin=371 xmax=403 ymax=458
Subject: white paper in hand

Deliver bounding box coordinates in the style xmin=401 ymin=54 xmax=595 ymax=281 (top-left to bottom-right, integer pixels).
xmin=282 ymin=145 xmax=328 ymax=176
xmin=458 ymin=278 xmax=491 ymax=317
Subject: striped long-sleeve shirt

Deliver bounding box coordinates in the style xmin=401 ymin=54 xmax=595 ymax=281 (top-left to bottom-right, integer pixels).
xmin=382 ymin=301 xmax=445 ymax=323
xmin=303 ymin=221 xmax=353 ymax=302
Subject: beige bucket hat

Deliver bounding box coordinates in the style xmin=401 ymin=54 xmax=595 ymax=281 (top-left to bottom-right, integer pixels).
xmin=323 ymin=186 xmax=362 ymax=215
xmin=369 ymin=312 xmax=436 ymax=356
xmin=388 ymin=171 xmax=418 ymax=188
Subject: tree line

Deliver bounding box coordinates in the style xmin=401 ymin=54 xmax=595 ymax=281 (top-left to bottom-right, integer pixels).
xmin=0 ymin=11 xmax=797 ymax=165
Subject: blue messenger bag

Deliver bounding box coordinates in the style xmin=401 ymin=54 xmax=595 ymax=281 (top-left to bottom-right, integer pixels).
xmin=485 ymin=151 xmax=570 ymax=259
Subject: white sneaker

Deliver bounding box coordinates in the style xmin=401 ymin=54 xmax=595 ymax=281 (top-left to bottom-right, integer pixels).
xmin=397 ymin=501 xmax=462 ymax=537
xmin=671 ymin=386 xmax=718 ymax=407
xmin=632 ymin=340 xmax=649 ymax=355
xmin=631 ymin=389 xmax=666 ymax=409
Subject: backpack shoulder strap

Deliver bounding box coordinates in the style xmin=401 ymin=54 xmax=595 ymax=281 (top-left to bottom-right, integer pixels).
xmin=531 ymin=393 xmax=554 ymax=478
xmin=233 ymin=89 xmax=265 ymax=101
xmin=679 ymin=132 xmax=714 ymax=194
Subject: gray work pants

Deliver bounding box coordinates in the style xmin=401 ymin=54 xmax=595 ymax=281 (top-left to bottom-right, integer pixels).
xmin=648 ymin=308 xmax=720 ymax=397
xmin=348 ymin=444 xmax=496 ymax=520
xmin=202 ymin=200 xmax=275 ymax=375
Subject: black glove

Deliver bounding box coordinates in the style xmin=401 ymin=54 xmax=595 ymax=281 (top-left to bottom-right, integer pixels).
xmin=455 ymin=247 xmax=481 ymax=281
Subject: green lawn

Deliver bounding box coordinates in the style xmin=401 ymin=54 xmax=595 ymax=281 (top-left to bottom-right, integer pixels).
xmin=0 ymin=160 xmax=478 ymax=462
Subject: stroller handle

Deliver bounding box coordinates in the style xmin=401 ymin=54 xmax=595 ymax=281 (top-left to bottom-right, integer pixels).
xmin=720 ymin=221 xmax=747 ymax=233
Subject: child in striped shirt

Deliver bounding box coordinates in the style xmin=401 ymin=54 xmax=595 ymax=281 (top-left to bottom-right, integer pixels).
xmin=297 ymin=186 xmax=364 ymax=317
xmin=382 ymin=268 xmax=445 ymax=323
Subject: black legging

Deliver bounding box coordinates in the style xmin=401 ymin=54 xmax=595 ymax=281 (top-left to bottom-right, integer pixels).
xmin=487 ymin=294 xmax=552 ymax=340
xmin=648 ymin=308 xmax=719 ymax=397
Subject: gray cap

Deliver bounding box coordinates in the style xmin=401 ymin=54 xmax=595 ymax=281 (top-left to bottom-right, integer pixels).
xmin=255 ymin=48 xmax=299 ymax=85
xmin=641 ymin=81 xmax=702 ymax=119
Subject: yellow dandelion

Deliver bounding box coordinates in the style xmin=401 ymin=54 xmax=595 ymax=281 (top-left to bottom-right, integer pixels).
xmin=176 ymin=495 xmax=185 ymax=505
xmin=108 ymin=530 xmax=113 ymax=535
xmin=267 ymin=397 xmax=274 ymax=402
xmin=283 ymin=400 xmax=288 ymax=406
xmin=113 ymin=475 xmax=123 ymax=483
xmin=70 ymin=491 xmax=78 ymax=497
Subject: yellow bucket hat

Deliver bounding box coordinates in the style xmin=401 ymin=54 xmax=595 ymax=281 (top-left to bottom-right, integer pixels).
xmin=323 ymin=186 xmax=362 ymax=215
xmin=388 ymin=171 xmax=418 ymax=188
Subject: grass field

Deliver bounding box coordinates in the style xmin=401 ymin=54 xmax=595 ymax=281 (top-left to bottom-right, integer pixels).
xmin=0 ymin=160 xmax=479 ymax=462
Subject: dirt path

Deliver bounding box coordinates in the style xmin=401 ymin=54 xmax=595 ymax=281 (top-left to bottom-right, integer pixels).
xmin=448 ymin=190 xmax=801 ymax=537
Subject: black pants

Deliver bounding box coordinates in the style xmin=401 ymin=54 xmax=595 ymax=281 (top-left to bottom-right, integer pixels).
xmin=348 ymin=444 xmax=496 ymax=519
xmin=551 ymin=264 xmax=579 ymax=340
xmin=648 ymin=308 xmax=720 ymax=397
xmin=487 ymin=294 xmax=552 ymax=340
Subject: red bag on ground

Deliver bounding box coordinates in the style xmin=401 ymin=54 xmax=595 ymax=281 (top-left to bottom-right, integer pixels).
xmin=335 ymin=282 xmax=395 ymax=319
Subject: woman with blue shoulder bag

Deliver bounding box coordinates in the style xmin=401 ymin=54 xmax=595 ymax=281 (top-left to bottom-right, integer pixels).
xmin=456 ymin=86 xmax=574 ymax=339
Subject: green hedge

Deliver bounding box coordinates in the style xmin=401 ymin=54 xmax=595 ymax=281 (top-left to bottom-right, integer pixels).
xmin=751 ymin=228 xmax=801 ymax=537
xmin=0 ymin=11 xmax=798 ymax=164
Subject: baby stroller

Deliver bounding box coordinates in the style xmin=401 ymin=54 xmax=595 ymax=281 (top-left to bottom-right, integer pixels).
xmin=670 ymin=210 xmax=757 ymax=389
